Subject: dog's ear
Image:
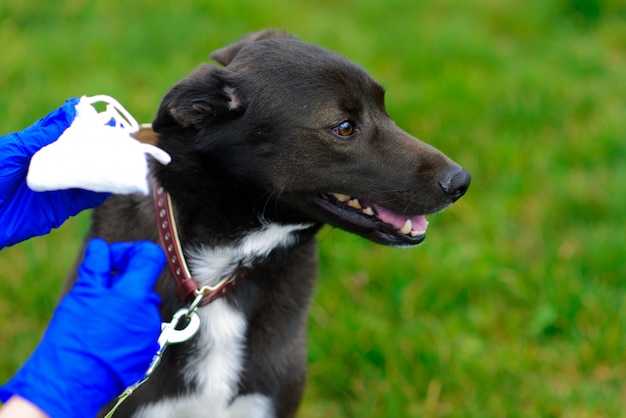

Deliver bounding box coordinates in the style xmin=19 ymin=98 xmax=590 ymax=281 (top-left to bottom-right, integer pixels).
xmin=210 ymin=29 xmax=295 ymax=66
xmin=153 ymin=64 xmax=242 ymax=132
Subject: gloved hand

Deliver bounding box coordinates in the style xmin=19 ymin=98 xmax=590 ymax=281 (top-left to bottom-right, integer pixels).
xmin=0 ymin=238 xmax=166 ymax=418
xmin=0 ymin=99 xmax=110 ymax=249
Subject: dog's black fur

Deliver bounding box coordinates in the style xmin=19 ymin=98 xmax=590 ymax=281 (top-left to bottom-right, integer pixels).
xmin=66 ymin=30 xmax=469 ymax=417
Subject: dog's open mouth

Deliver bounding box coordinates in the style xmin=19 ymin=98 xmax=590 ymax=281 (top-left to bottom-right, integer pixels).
xmin=314 ymin=192 xmax=429 ymax=246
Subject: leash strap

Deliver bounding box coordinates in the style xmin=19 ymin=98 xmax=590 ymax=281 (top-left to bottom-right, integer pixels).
xmin=103 ymin=384 xmax=136 ymax=418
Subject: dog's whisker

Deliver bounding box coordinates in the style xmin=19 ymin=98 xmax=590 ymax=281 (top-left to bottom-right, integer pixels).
xmin=257 ymin=190 xmax=276 ymax=220
xmin=272 ymin=189 xmax=285 ymax=222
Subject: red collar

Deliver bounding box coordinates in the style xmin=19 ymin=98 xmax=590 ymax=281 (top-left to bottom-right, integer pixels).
xmin=153 ymin=181 xmax=246 ymax=307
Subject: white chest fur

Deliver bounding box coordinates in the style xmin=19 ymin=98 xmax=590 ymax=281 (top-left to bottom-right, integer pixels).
xmin=133 ymin=223 xmax=312 ymax=418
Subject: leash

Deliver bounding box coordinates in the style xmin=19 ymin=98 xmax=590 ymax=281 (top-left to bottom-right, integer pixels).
xmin=104 ymin=181 xmax=247 ymax=417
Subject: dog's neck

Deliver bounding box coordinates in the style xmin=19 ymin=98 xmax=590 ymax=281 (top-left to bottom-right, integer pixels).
xmin=153 ymin=151 xmax=322 ymax=293
xmin=154 ymin=158 xmax=321 ymax=245
xmin=184 ymin=222 xmax=315 ymax=288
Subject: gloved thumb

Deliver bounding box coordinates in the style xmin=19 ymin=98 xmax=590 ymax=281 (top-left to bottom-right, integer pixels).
xmin=76 ymin=238 xmax=112 ymax=287
xmin=18 ymin=98 xmax=79 ymax=154
xmin=109 ymin=241 xmax=166 ymax=296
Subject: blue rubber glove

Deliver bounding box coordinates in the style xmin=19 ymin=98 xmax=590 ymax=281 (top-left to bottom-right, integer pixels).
xmin=0 ymin=238 xmax=166 ymax=418
xmin=0 ymin=99 xmax=110 ymax=249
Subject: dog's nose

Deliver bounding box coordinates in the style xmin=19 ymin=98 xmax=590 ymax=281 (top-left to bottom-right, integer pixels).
xmin=439 ymin=166 xmax=471 ymax=201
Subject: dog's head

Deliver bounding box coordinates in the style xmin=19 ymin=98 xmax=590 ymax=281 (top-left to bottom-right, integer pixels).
xmin=153 ymin=30 xmax=470 ymax=247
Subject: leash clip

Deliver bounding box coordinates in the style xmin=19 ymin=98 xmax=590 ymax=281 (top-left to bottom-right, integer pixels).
xmin=159 ymin=307 xmax=201 ymax=346
xmin=146 ymin=306 xmax=201 ymax=377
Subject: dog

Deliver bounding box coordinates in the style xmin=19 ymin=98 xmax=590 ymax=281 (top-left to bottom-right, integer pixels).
xmin=65 ymin=29 xmax=470 ymax=418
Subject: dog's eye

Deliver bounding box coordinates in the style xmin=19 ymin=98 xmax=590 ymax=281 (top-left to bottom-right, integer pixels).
xmin=333 ymin=121 xmax=355 ymax=138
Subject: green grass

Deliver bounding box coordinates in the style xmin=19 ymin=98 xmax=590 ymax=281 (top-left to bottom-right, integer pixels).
xmin=1 ymin=0 xmax=626 ymax=416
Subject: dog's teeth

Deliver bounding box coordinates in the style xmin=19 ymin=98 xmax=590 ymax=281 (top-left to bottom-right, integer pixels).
xmin=362 ymin=207 xmax=374 ymax=216
xmin=400 ymin=219 xmax=412 ymax=234
xmin=333 ymin=193 xmax=351 ymax=202
xmin=348 ymin=199 xmax=362 ymax=209
xmin=410 ymin=229 xmax=423 ymax=237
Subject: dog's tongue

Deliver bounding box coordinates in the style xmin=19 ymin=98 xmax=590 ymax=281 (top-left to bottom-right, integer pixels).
xmin=371 ymin=203 xmax=428 ymax=233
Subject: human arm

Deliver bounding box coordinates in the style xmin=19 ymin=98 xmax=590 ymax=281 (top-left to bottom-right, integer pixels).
xmin=0 ymin=238 xmax=165 ymax=418
xmin=0 ymin=396 xmax=49 ymax=418
xmin=0 ymin=99 xmax=109 ymax=249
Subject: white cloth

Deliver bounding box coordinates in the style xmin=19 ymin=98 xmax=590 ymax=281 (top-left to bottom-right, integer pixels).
xmin=27 ymin=95 xmax=171 ymax=195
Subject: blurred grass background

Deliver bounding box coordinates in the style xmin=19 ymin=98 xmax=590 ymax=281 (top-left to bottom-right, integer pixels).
xmin=1 ymin=0 xmax=625 ymax=416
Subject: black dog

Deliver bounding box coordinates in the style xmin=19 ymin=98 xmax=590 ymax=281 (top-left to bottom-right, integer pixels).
xmin=67 ymin=30 xmax=470 ymax=418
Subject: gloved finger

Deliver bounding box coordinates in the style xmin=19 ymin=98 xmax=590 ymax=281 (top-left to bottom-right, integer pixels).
xmin=56 ymin=188 xmax=111 ymax=218
xmin=17 ymin=98 xmax=80 ymax=155
xmin=109 ymin=241 xmax=166 ymax=296
xmin=75 ymin=238 xmax=112 ymax=288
